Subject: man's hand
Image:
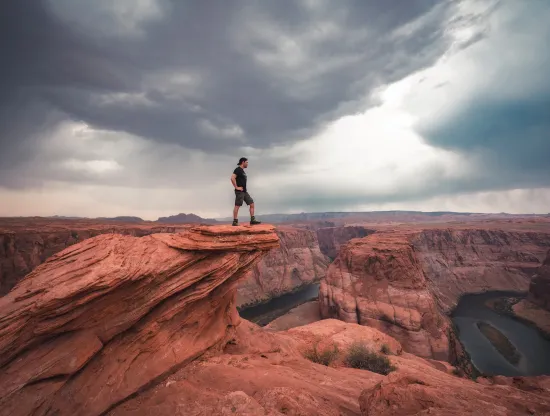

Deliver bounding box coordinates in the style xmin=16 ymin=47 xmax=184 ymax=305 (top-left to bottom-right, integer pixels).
xmin=230 ymin=174 xmax=241 ymax=191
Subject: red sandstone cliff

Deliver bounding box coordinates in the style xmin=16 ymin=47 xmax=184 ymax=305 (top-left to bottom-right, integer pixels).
xmin=414 ymin=229 xmax=550 ymax=312
xmin=528 ymin=249 xmax=550 ymax=309
xmin=237 ymin=226 xmax=329 ymax=307
xmin=1 ymin=225 xmax=549 ymax=415
xmin=319 ymin=232 xmax=450 ymax=360
xmin=1 ymin=220 xmax=329 ymax=309
xmin=319 ymin=227 xmax=550 ymax=360
xmin=0 ymin=225 xmax=278 ymax=415
xmin=0 ymin=218 xmax=186 ymax=295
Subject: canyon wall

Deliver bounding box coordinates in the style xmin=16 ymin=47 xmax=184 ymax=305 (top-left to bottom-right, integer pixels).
xmin=527 ymin=249 xmax=550 ymax=309
xmin=319 ymin=227 xmax=550 ymax=360
xmin=236 ymin=226 xmax=329 ymax=308
xmin=315 ymin=225 xmax=375 ymax=259
xmin=319 ymin=232 xmax=450 ymax=360
xmin=511 ymin=249 xmax=550 ymax=336
xmin=414 ymin=229 xmax=550 ymax=312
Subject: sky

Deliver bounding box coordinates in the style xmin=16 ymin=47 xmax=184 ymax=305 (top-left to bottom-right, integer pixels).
xmin=1 ymin=0 xmax=549 ymax=220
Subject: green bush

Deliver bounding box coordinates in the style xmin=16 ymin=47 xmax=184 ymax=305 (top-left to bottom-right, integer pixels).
xmin=345 ymin=342 xmax=396 ymax=375
xmin=304 ymin=342 xmax=339 ymax=366
xmin=380 ymin=343 xmax=391 ymax=355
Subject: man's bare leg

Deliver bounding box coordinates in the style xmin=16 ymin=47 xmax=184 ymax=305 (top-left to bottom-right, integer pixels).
xmin=232 ymin=206 xmax=240 ymax=226
xmin=249 ymin=203 xmax=261 ymax=225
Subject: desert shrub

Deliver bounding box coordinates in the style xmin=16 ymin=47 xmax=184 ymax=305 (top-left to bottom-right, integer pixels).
xmin=345 ymin=342 xmax=396 ymax=375
xmin=380 ymin=343 xmax=391 ymax=355
xmin=303 ymin=342 xmax=339 ymax=366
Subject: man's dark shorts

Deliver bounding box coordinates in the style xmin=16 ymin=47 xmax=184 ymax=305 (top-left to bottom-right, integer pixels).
xmin=235 ymin=191 xmax=254 ymax=206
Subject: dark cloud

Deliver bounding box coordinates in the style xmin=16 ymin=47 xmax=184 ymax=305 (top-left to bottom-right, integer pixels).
xmin=0 ymin=0 xmax=454 ymax=179
xmin=419 ymin=96 xmax=550 ymax=177
xmin=8 ymin=0 xmax=546 ymax=217
xmin=417 ymin=1 xmax=550 ymax=193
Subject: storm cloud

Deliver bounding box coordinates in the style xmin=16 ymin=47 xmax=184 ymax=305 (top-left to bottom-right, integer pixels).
xmin=0 ymin=0 xmax=548 ymax=217
xmin=1 ymin=1 xmax=452 ymax=167
xmin=416 ymin=0 xmax=550 ymax=192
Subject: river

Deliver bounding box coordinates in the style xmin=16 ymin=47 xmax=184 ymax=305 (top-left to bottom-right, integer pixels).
xmin=452 ymin=291 xmax=550 ymax=376
xmin=238 ymin=283 xmax=320 ymax=326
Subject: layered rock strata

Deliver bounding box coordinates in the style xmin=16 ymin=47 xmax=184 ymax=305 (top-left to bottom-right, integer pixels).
xmin=0 ymin=225 xmax=278 ymax=416
xmin=319 ymin=232 xmax=450 ymax=359
xmin=527 ymin=249 xmax=550 ymax=309
xmin=1 ymin=220 xmax=329 ymax=310
xmin=414 ymin=229 xmax=550 ymax=312
xmin=0 ymin=219 xmax=185 ymax=295
xmin=236 ymin=226 xmax=329 ymax=308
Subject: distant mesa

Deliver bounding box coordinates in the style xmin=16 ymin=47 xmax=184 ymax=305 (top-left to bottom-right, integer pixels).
xmin=45 ymin=213 xmax=217 ymax=224
xmin=215 ymin=210 xmax=545 ymax=224
xmin=97 ymin=216 xmax=144 ymax=223
xmin=156 ymin=213 xmax=218 ymax=224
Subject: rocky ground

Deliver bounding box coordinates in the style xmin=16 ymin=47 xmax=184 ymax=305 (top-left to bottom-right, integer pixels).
xmin=1 ymin=225 xmax=549 ymax=415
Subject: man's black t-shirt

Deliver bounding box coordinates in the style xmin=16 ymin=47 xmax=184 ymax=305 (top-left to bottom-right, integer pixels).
xmin=233 ymin=166 xmax=247 ymax=192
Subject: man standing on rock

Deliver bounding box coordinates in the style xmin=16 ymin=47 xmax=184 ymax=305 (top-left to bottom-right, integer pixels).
xmin=231 ymin=157 xmax=261 ymax=226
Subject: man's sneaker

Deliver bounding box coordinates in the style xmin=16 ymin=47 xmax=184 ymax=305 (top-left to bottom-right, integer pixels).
xmin=232 ymin=219 xmax=239 ymax=226
xmin=250 ymin=216 xmax=261 ymax=225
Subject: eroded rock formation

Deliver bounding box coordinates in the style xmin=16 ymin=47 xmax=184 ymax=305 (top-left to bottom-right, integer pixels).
xmin=0 ymin=225 xmax=278 ymax=416
xmin=0 ymin=219 xmax=185 ymax=295
xmin=1 ymin=220 xmax=329 ymax=310
xmin=236 ymin=226 xmax=329 ymax=308
xmin=319 ymin=232 xmax=450 ymax=359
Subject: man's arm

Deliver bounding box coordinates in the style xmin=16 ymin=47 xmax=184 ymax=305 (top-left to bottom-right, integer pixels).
xmin=231 ymin=173 xmax=243 ymax=191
